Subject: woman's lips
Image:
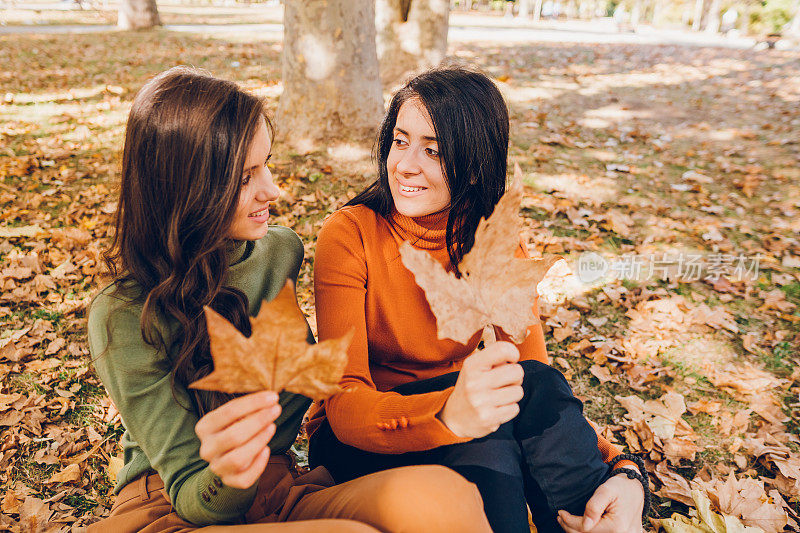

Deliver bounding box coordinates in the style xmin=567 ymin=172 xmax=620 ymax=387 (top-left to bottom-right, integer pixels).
xmin=248 ymin=205 xmax=269 ymax=223
xmin=397 ymin=183 xmax=428 ymax=197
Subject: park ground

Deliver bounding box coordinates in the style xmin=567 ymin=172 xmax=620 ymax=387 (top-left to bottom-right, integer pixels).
xmin=1 ymin=8 xmax=800 ymax=532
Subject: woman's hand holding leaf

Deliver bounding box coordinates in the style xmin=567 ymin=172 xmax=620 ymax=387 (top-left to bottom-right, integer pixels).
xmin=438 ymin=341 xmax=524 ymax=439
xmin=195 ymin=391 xmax=281 ymax=489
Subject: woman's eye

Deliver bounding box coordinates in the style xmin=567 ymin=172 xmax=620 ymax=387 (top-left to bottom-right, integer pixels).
xmin=242 ymin=174 xmax=251 ymax=186
xmin=393 ymin=138 xmax=406 ymax=147
xmin=426 ymin=147 xmax=439 ymax=157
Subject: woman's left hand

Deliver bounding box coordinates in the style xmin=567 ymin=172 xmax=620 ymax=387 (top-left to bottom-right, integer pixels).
xmin=556 ymin=469 xmax=644 ymax=533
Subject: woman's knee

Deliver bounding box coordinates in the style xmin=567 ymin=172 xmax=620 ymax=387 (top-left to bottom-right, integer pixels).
xmin=370 ymin=465 xmax=491 ymax=533
xmin=319 ymin=520 xmax=382 ymax=533
xmin=520 ymin=360 xmax=572 ymax=397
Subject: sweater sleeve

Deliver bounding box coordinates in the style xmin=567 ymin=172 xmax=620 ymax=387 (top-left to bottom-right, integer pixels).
xmin=315 ymin=211 xmax=471 ymax=454
xmin=88 ymin=294 xmax=257 ymax=525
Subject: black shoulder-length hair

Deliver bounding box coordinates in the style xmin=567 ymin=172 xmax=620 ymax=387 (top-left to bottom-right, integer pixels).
xmin=347 ymin=66 xmax=509 ymax=276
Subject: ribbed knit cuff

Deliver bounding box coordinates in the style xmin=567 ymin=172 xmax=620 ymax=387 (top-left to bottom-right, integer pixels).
xmin=375 ymin=387 xmax=472 ymax=452
xmin=176 ymin=467 xmax=258 ymax=526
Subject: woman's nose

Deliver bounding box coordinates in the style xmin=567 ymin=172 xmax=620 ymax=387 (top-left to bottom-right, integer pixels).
xmin=255 ymin=167 xmax=280 ymax=202
xmin=395 ymin=147 xmax=422 ymax=175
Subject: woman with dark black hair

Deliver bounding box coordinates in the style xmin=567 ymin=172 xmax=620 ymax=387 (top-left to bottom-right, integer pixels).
xmin=86 ymin=66 xmax=493 ymax=532
xmin=308 ymin=67 xmax=648 ymax=533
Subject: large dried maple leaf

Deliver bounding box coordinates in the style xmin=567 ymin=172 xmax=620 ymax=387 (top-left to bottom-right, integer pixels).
xmin=615 ymin=391 xmax=691 ymax=440
xmin=399 ymin=164 xmax=560 ymax=344
xmin=189 ymin=281 xmax=352 ymax=401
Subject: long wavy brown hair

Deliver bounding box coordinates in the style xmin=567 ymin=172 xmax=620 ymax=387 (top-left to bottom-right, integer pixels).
xmin=103 ymin=66 xmax=270 ymax=414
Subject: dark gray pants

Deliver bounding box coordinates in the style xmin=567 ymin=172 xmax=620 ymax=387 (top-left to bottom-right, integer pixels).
xmin=309 ymin=360 xmax=610 ymax=533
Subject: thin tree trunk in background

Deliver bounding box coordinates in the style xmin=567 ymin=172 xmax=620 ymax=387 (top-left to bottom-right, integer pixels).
xmin=376 ymin=0 xmax=450 ymax=87
xmin=790 ymin=1 xmax=800 ymax=35
xmin=652 ymin=0 xmax=665 ymax=26
xmin=630 ymin=0 xmax=641 ymax=27
xmin=117 ymin=0 xmax=160 ymax=30
xmin=692 ymin=0 xmax=705 ymax=31
xmin=704 ymin=0 xmax=721 ymax=33
xmin=278 ymin=0 xmax=384 ymax=151
xmin=518 ymin=0 xmax=531 ymax=18
xmin=579 ymin=0 xmax=597 ymax=19
xmin=532 ymin=0 xmax=543 ymax=20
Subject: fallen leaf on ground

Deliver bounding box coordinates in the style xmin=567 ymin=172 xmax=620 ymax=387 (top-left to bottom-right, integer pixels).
xmin=653 ymin=460 xmax=694 ymax=506
xmin=695 ymin=474 xmax=789 ymax=533
xmin=107 ymin=453 xmax=124 ymax=485
xmin=17 ymin=496 xmax=53 ymax=533
xmin=0 ymin=225 xmax=45 ymax=238
xmin=190 ymin=281 xmax=352 ymax=400
xmin=616 ymin=391 xmax=689 ymax=440
xmin=46 ymin=463 xmax=81 ymax=484
xmin=657 ymin=489 xmax=763 ymax=533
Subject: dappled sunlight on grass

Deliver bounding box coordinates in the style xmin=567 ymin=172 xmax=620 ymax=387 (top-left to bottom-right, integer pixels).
xmin=499 ymin=82 xmax=560 ymax=104
xmin=661 ymin=336 xmax=737 ymax=376
xmin=525 ymin=171 xmax=617 ymax=205
xmin=579 ymin=104 xmax=655 ymax=129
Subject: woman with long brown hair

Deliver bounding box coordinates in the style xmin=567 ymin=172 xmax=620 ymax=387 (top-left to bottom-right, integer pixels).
xmin=87 ymin=66 xmax=492 ymax=532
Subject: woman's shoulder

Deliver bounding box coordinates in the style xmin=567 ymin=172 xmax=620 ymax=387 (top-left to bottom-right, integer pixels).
xmin=87 ymin=281 xmax=159 ymax=367
xmin=261 ymin=225 xmax=303 ymax=251
xmin=320 ymin=204 xmax=382 ymax=237
xmin=88 ymin=281 xmax=142 ymax=331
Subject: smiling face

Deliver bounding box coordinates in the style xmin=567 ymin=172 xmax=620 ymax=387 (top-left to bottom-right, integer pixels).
xmin=228 ymin=116 xmax=279 ymax=241
xmin=387 ymin=99 xmax=451 ymax=218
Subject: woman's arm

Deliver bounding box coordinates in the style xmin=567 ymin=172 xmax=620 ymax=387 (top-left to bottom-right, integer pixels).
xmin=88 ymin=294 xmax=259 ymax=525
xmin=315 ymin=211 xmax=471 ymax=454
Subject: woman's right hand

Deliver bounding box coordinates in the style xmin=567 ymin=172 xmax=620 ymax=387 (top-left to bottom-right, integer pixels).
xmin=195 ymin=391 xmax=281 ymax=489
xmin=437 ymin=341 xmax=524 ymax=439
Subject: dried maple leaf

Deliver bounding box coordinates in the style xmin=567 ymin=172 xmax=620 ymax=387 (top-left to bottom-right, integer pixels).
xmin=399 ymin=164 xmax=560 ymax=344
xmin=46 ymin=464 xmax=81 ymax=484
xmin=657 ymin=489 xmax=764 ymax=533
xmin=17 ymin=496 xmax=53 ymax=533
xmin=616 ymin=391 xmax=690 ymax=440
xmin=190 ymin=281 xmax=352 ymax=401
xmin=695 ymin=474 xmax=790 ymax=533
xmin=653 ymin=460 xmax=694 ymax=506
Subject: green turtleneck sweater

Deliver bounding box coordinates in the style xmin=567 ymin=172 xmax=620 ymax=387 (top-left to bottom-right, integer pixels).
xmin=88 ymin=226 xmax=312 ymax=526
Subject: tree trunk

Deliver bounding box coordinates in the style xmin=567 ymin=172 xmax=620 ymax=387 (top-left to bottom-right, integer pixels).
xmin=630 ymin=0 xmax=642 ymax=27
xmin=532 ymin=0 xmax=543 ymax=21
xmin=117 ymin=0 xmax=160 ymax=30
xmin=790 ymin=1 xmax=800 ymax=35
xmin=692 ymin=0 xmax=705 ymax=31
xmin=376 ymin=0 xmax=450 ymax=87
xmin=578 ymin=0 xmax=596 ymax=19
xmin=518 ymin=0 xmax=531 ymax=18
xmin=277 ymin=0 xmax=384 ymax=151
xmin=704 ymin=0 xmax=721 ymax=33
xmin=652 ymin=0 xmax=665 ymax=26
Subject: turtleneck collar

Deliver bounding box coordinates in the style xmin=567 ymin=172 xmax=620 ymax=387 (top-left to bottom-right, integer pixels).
xmin=389 ymin=208 xmax=449 ymax=250
xmin=227 ymin=239 xmax=254 ymax=266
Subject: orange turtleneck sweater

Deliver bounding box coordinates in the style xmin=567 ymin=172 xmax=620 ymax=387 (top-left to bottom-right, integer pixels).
xmin=308 ymin=204 xmax=625 ymax=463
